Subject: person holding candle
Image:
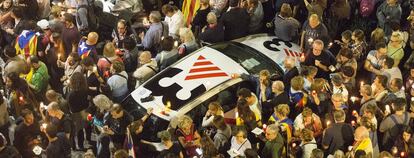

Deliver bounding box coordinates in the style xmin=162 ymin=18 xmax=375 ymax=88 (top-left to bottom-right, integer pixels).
xmin=237 ymin=88 xmax=262 ymax=124
xmin=26 ymin=55 xmax=50 ymax=100
xmin=175 ymin=115 xmax=201 ymax=157
xmin=300 ymin=14 xmax=329 ymax=51
xmin=265 ymin=81 xmax=289 ymax=121
xmin=322 ymin=109 xmax=354 ymax=155
xmin=302 ymin=66 xmax=318 ymax=92
xmin=392 ymin=126 xmax=413 ymax=157
xmin=331 ymin=74 xmax=349 ymax=102
xmin=293 ymin=107 xmax=323 ymax=139
xmin=350 ymin=126 xmax=373 ymax=158
xmin=14 ymin=109 xmax=41 ymax=158
xmin=301 ymin=39 xmax=336 ymax=79
xmin=5 ymin=72 xmax=38 ymax=117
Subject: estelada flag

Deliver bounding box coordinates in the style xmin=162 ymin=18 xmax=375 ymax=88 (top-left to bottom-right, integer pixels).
xmin=78 ymin=38 xmax=94 ymax=59
xmin=15 ymin=30 xmax=38 ymax=59
xmin=182 ymin=0 xmax=200 ymax=26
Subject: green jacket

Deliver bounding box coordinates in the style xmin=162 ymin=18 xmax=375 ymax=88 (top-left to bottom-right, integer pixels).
xmin=262 ymin=133 xmax=284 ymax=158
xmin=30 ymin=62 xmax=49 ymax=93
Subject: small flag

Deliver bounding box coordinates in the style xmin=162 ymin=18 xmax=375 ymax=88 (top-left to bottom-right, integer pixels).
xmin=15 ymin=30 xmax=38 ymax=59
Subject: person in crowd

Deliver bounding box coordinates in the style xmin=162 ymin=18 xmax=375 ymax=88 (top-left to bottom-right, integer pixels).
xmin=200 ymin=134 xmax=220 ymax=157
xmin=302 ymin=66 xmax=317 ymax=92
xmin=46 ymin=89 xmax=70 ymax=115
xmin=283 ymin=57 xmax=299 ymax=90
xmin=245 ymin=0 xmax=263 ymax=34
xmin=358 ymin=116 xmax=379 ymax=158
xmin=322 ymin=109 xmax=354 ymax=155
xmin=212 ymin=115 xmax=231 ymax=150
xmin=331 ymin=74 xmax=349 ymax=102
xmin=301 ymin=39 xmax=336 ymax=79
xmin=161 ymin=4 xmax=184 ymax=38
xmin=3 ymin=46 xmax=29 ymax=77
xmin=66 ymin=72 xmax=88 ymax=150
xmin=78 ymin=32 xmax=98 ymax=62
xmin=393 ymin=126 xmax=414 ymax=156
xmin=387 ymin=31 xmax=405 ymax=67
xmin=389 ymin=78 xmax=405 ymax=98
xmin=198 ymin=12 xmax=224 ymax=43
xmin=45 ymin=32 xmax=65 ymax=93
xmin=235 ymin=99 xmax=259 ymax=148
xmin=365 ymin=42 xmax=387 ymax=80
xmin=370 ymin=57 xmax=402 ymax=82
xmin=14 ymin=109 xmax=40 ymax=157
xmin=26 ymin=55 xmax=49 ymax=98
xmin=122 ymin=36 xmax=139 ymax=74
xmin=299 ymin=128 xmax=317 ymax=158
xmin=113 ymin=149 xmax=128 ymax=158
xmin=268 ymin=104 xmax=293 ymax=127
xmin=5 ymin=72 xmax=38 ymax=116
xmin=369 ymin=28 xmax=387 ymax=51
xmin=157 ymin=130 xmax=184 ymax=158
xmin=229 ymin=127 xmax=252 ymax=158
xmin=80 ymin=57 xmax=102 ymax=98
xmin=44 ymin=124 xmax=71 ymax=158
xmin=202 ymin=101 xmax=224 ymax=127
xmin=6 ymin=7 xmax=26 ymax=38
xmin=359 ymin=85 xmax=378 ymax=116
xmin=405 ymin=67 xmax=414 ymax=97
xmin=289 ymin=76 xmax=307 ymax=117
xmin=335 ymin=30 xmax=352 ymax=49
xmin=112 ymin=19 xmax=136 ymax=48
xmin=209 ymin=0 xmax=227 ymax=16
xmin=293 ymin=107 xmax=323 ymax=138
xmin=340 ymin=66 xmax=356 ymax=93
xmin=0 ymin=93 xmax=8 ymax=144
xmin=42 ymin=102 xmax=72 ymax=140
xmin=221 ymin=0 xmax=250 ymax=41
xmin=133 ymin=51 xmax=158 ymax=87
xmin=61 ymin=13 xmax=80 ymax=56
xmin=107 ymin=60 xmax=128 ymax=102
xmin=97 ymin=42 xmax=123 ymax=79
xmin=303 ymin=0 xmax=326 ymax=18
xmin=377 ymin=0 xmax=402 ymax=36
xmin=265 ymin=81 xmax=289 ymax=121
xmin=58 ymin=52 xmax=82 ymax=94
xmin=237 ymin=88 xmax=262 ymax=122
xmin=261 ymin=123 xmax=284 ymax=158
xmin=335 ymin=48 xmax=357 ymax=77
xmin=141 ymin=11 xmax=169 ymax=54
xmin=0 ymin=133 xmax=20 ymax=158
xmin=350 ymin=29 xmax=367 ymax=62
xmin=97 ymin=104 xmax=133 ymax=157
xmin=155 ymin=36 xmax=178 ymax=71
xmin=300 ymin=14 xmax=329 ymax=51
xmin=372 ymin=75 xmax=389 ymax=103
xmin=176 ymin=115 xmax=201 ymax=157
xmin=273 ymin=3 xmax=300 ymax=42
xmin=350 ymin=126 xmax=373 ymax=157
xmin=380 ymin=98 xmax=411 ymax=147
xmin=177 ymin=27 xmax=199 ymax=57
xmin=191 ymin=0 xmax=210 ymax=36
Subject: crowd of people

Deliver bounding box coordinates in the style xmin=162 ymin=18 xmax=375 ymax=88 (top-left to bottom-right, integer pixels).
xmin=0 ymin=0 xmax=413 ymax=158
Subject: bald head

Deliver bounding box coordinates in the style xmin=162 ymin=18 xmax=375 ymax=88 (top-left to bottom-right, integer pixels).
xmin=354 ymin=126 xmax=369 ymax=141
xmin=139 ymin=51 xmax=152 ymax=64
xmin=87 ymin=32 xmax=99 ymax=45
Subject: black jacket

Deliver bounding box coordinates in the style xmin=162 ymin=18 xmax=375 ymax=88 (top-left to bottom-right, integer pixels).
xmin=199 ymin=23 xmax=225 ymax=44
xmin=221 ymin=7 xmax=250 ymax=41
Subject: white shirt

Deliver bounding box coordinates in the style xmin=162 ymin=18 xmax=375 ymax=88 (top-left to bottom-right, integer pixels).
xmin=230 ymin=136 xmax=252 ymax=157
xmin=333 ymin=84 xmax=349 ymax=101
xmin=382 ymin=67 xmax=403 ymax=82
xmin=164 ymin=11 xmax=185 ymax=38
xmin=249 ymin=93 xmax=262 ymax=121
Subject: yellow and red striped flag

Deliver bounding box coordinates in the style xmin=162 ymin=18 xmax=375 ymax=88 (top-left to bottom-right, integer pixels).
xmin=182 ymin=0 xmax=200 ymax=26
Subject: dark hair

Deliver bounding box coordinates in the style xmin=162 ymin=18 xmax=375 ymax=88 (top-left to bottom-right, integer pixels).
xmin=69 ymin=72 xmax=88 ymax=91
xmin=376 ymin=75 xmax=388 ymax=88
xmin=80 ymin=57 xmax=94 ymax=67
xmin=402 ymin=125 xmax=413 ymax=135
xmin=354 ymin=150 xmax=367 ymax=158
xmin=375 ymin=42 xmax=387 ymax=50
xmin=339 ymin=48 xmax=353 ymax=59
xmin=11 ymin=7 xmax=23 ymax=18
xmin=244 ymin=149 xmax=259 ymax=158
xmin=29 ymin=55 xmax=39 ymax=64
xmin=111 ymin=60 xmax=125 ymax=73
xmin=161 ymin=4 xmax=176 ymax=14
xmin=3 ymin=45 xmax=16 ymax=58
xmin=213 ymin=115 xmax=227 ymax=130
xmin=384 ymin=57 xmax=394 ymax=68
xmin=63 ymin=13 xmax=74 ymax=24
xmin=229 ymin=0 xmax=239 ymax=7
xmin=341 ymin=30 xmax=352 ymax=40
xmin=236 ymin=99 xmax=256 ymax=124
xmin=123 ymin=36 xmax=136 ymax=50
xmin=161 ymin=36 xmax=174 ymax=51
xmin=237 ymin=88 xmax=252 ymax=98
xmin=69 ymin=52 xmax=80 ymax=63
xmin=353 ymin=29 xmax=365 ymax=41
xmin=391 ymin=78 xmax=403 ymax=89
xmin=7 ymin=72 xmax=30 ymax=92
xmin=393 ymin=98 xmax=406 ymax=111
xmin=45 ymin=124 xmax=58 ymax=138
xmin=341 ymin=66 xmax=354 ymax=77
xmin=20 ymin=109 xmax=33 ymax=118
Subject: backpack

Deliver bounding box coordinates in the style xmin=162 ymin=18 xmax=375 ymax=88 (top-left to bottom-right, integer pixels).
xmin=359 ymin=0 xmax=375 ymax=18
xmin=78 ymin=0 xmax=99 ymax=31
xmin=381 ymin=113 xmax=409 ymax=150
xmin=293 ymin=142 xmax=317 ymax=158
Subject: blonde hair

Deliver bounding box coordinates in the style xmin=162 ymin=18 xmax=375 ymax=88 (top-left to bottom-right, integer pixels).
xmin=208 ymin=102 xmax=222 ymax=114
xmin=177 ymin=115 xmax=193 ymax=129
xmin=275 ymin=104 xmax=290 ymax=117
xmin=291 ymin=76 xmax=304 ymax=91
xmin=103 ymin=42 xmax=116 ymax=57
xmin=206 ymin=12 xmax=217 ymax=24
xmin=179 ymin=27 xmax=195 ymax=43
xmin=280 ymin=3 xmax=292 ymax=17
xmin=371 ymin=28 xmax=385 ymax=43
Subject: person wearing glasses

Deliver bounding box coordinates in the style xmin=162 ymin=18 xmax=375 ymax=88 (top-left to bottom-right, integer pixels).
xmin=387 ymin=31 xmax=404 ymax=67
xmin=229 ymin=127 xmax=252 ymax=158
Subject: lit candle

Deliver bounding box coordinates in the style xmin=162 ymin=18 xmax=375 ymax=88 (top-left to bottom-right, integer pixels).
xmin=19 ymin=96 xmax=24 ymax=101
xmin=401 ymin=152 xmax=406 ymax=157
xmin=312 ymin=90 xmax=317 ymax=95
xmin=93 ymin=66 xmax=97 ymax=72
xmin=58 ymin=54 xmax=61 ymax=60
xmin=161 ymin=36 xmax=165 ymax=40
xmin=292 ymin=143 xmax=297 ymax=148
xmin=351 ymin=120 xmax=356 ymax=126
xmin=326 ymin=120 xmax=331 ymax=126
xmin=360 ymin=81 xmax=364 ymax=87
xmin=174 ymin=41 xmax=179 ymax=47
xmin=391 ymin=146 xmax=398 ymax=154
xmin=308 ymin=38 xmax=314 ymax=44
xmin=352 ymin=110 xmax=357 ymax=116
xmin=411 ymin=97 xmax=414 ymax=102
xmin=401 ymin=87 xmax=405 ymax=91
xmin=385 ymin=105 xmax=391 ymax=112
xmin=262 ymin=124 xmax=267 ymax=131
xmin=42 ymin=123 xmax=47 ymax=129
xmin=235 ymin=111 xmax=239 ymax=118
xmin=300 ymin=54 xmax=305 ymax=61
xmin=58 ymin=2 xmax=63 ymax=6
xmin=166 ymin=101 xmax=171 ymax=108
xmin=350 ymin=96 xmax=357 ymax=103
xmin=328 ymin=42 xmax=333 ymax=47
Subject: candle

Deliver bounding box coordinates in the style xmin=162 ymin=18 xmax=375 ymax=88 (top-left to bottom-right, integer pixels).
xmin=161 ymin=36 xmax=165 ymax=40
xmin=401 ymin=152 xmax=406 ymax=157
xmin=42 ymin=123 xmax=47 ymax=129
xmin=360 ymin=81 xmax=364 ymax=87
xmin=326 ymin=120 xmax=331 ymax=126
xmin=19 ymin=96 xmax=24 ymax=101
xmin=351 ymin=120 xmax=356 ymax=126
xmin=328 ymin=42 xmax=333 ymax=47
xmin=385 ymin=105 xmax=391 ymax=112
xmin=350 ymin=96 xmax=357 ymax=103
xmin=166 ymin=101 xmax=171 ymax=108
xmin=401 ymin=87 xmax=405 ymax=91
xmin=411 ymin=97 xmax=414 ymax=102
xmin=174 ymin=41 xmax=179 ymax=47
xmin=312 ymin=90 xmax=317 ymax=95
xmin=235 ymin=111 xmax=239 ymax=118
xmin=352 ymin=110 xmax=357 ymax=116
xmin=292 ymin=143 xmax=297 ymax=148
xmin=262 ymin=124 xmax=267 ymax=131
xmin=308 ymin=38 xmax=314 ymax=44
xmin=300 ymin=54 xmax=305 ymax=61
xmin=58 ymin=54 xmax=61 ymax=60
xmin=93 ymin=66 xmax=97 ymax=72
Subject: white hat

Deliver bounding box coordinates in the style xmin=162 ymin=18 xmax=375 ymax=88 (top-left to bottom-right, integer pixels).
xmin=36 ymin=19 xmax=50 ymax=30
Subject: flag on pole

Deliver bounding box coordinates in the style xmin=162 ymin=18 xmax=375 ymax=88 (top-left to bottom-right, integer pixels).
xmin=182 ymin=0 xmax=200 ymax=26
xmin=127 ymin=128 xmax=136 ymax=158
